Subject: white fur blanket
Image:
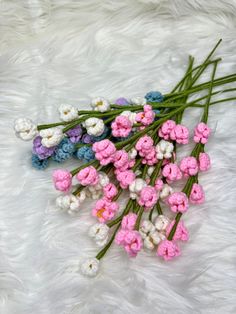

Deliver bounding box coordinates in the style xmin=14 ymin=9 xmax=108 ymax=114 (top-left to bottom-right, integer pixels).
xmin=1 ymin=1 xmax=236 ymax=313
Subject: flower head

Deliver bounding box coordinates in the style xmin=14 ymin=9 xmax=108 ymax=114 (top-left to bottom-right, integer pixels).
xmin=156 ymin=140 xmax=174 ymax=160
xmin=145 ymin=91 xmax=164 ymax=103
xmin=33 ymin=136 xmax=56 ymax=159
xmin=83 ymin=117 xmax=105 ymax=137
xmin=170 ymin=124 xmax=189 ymax=144
xmin=39 ymin=127 xmax=63 ymax=148
xmin=121 ymin=213 xmax=137 ymax=230
xmin=158 ymin=120 xmax=176 ymax=140
xmin=166 ymin=220 xmax=189 ymax=241
xmin=180 ymin=156 xmax=199 ymax=177
xmin=14 ymin=118 xmax=37 ymax=141
xmin=168 ymin=192 xmax=189 ymax=213
xmin=111 ymin=115 xmax=132 ymax=138
xmin=199 ymin=152 xmax=211 ymax=171
xmin=76 ymin=166 xmax=99 ymax=186
xmin=80 ymin=258 xmax=100 ymax=277
xmin=58 ymin=104 xmax=78 ymax=122
xmin=190 ymin=183 xmax=205 ymax=204
xmin=92 ymin=198 xmax=119 ymax=223
xmin=138 ymin=186 xmax=158 ymax=210
xmin=194 ymin=122 xmax=211 ymax=144
xmin=157 ymin=240 xmax=181 ymax=261
xmin=53 ymin=169 xmax=72 ymax=192
xmin=91 ymin=97 xmax=110 ymax=112
xmin=89 ymin=223 xmax=109 ymax=247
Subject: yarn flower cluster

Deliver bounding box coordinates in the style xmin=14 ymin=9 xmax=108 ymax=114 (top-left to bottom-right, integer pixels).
xmin=14 ymin=40 xmax=236 ymax=277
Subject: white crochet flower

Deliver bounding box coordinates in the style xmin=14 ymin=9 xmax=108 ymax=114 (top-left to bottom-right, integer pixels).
xmin=83 ymin=117 xmax=105 ymax=136
xmin=86 ymin=185 xmax=103 ymax=200
xmin=154 ymin=215 xmax=170 ymax=231
xmin=80 ymin=258 xmax=100 ymax=277
xmin=39 ymin=127 xmax=63 ymax=148
xmin=140 ymin=220 xmax=166 ymax=250
xmin=91 ymin=97 xmax=110 ymax=112
xmin=128 ymin=148 xmax=137 ymax=159
xmin=89 ymin=223 xmax=109 ymax=247
xmin=129 ymin=178 xmax=147 ymax=200
xmin=120 ymin=110 xmax=136 ymax=124
xmin=131 ymin=96 xmax=147 ymax=106
xmin=98 ymin=172 xmax=110 ymax=187
xmin=147 ymin=166 xmax=155 ymax=177
xmin=56 ymin=194 xmax=80 ymax=215
xmin=156 ymin=140 xmax=174 ymax=160
xmin=14 ymin=118 xmax=37 ymax=141
xmin=139 ymin=220 xmax=155 ymax=239
xmin=159 ymin=184 xmax=173 ymax=200
xmin=58 ymin=104 xmax=78 ymax=122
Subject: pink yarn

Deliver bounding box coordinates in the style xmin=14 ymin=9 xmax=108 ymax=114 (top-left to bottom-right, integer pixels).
xmin=115 ymin=230 xmax=143 ymax=257
xmin=76 ymin=166 xmax=99 ymax=186
xmin=136 ymin=105 xmax=155 ymax=126
xmin=170 ymin=124 xmax=189 ymax=144
xmin=138 ymin=186 xmax=158 ymax=210
xmin=194 ymin=122 xmax=211 ymax=144
xmin=157 ymin=240 xmax=181 ymax=261
xmin=116 ymin=169 xmax=136 ymax=189
xmin=154 ymin=178 xmax=164 ymax=191
xmin=113 ymin=150 xmax=129 ymax=169
xmin=158 ymin=120 xmax=176 ymax=140
xmin=52 ymin=169 xmax=72 ymax=193
xmin=162 ymin=163 xmax=182 ymax=183
xmin=190 ymin=183 xmax=205 ymax=204
xmin=111 ymin=115 xmax=132 ymax=138
xmin=166 ymin=220 xmax=189 ymax=241
xmin=103 ymin=183 xmax=118 ymax=200
xmin=135 ymin=135 xmax=154 ymax=156
xmin=92 ymin=198 xmax=119 ymax=223
xmin=180 ymin=156 xmax=199 ymax=177
xmin=141 ymin=147 xmax=158 ymax=165
xmin=121 ymin=213 xmax=137 ymax=230
xmin=92 ymin=139 xmax=116 ymax=165
xmin=199 ymin=152 xmax=211 ymax=172
xmin=168 ymin=192 xmax=189 ymax=213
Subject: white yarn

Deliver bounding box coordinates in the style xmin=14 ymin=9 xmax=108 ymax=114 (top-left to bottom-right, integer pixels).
xmin=131 ymin=96 xmax=147 ymax=106
xmin=80 ymin=258 xmax=100 ymax=277
xmin=89 ymin=223 xmax=109 ymax=247
xmin=91 ymin=97 xmax=110 ymax=112
xmin=56 ymin=194 xmax=81 ymax=215
xmin=154 ymin=215 xmax=170 ymax=231
xmin=156 ymin=140 xmax=174 ymax=160
xmin=14 ymin=118 xmax=37 ymax=141
xmin=159 ymin=184 xmax=173 ymax=201
xmin=39 ymin=127 xmax=63 ymax=148
xmin=83 ymin=117 xmax=105 ymax=136
xmin=129 ymin=178 xmax=147 ymax=200
xmin=58 ymin=104 xmax=78 ymax=122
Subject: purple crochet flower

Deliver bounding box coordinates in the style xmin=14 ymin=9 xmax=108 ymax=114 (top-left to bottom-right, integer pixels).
xmin=115 ymin=97 xmax=130 ymax=105
xmin=82 ymin=134 xmax=94 ymax=144
xmin=66 ymin=125 xmax=83 ymax=143
xmin=33 ymin=136 xmax=56 ymax=160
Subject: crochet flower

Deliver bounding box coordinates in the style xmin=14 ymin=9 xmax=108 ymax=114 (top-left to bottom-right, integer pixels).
xmin=81 ymin=134 xmax=94 ymax=144
xmin=190 ymin=183 xmax=205 ymax=204
xmin=103 ymin=183 xmax=118 ymax=200
xmin=115 ymin=230 xmax=143 ymax=257
xmin=111 ymin=115 xmax=132 ymax=138
xmin=145 ymin=91 xmax=164 ymax=103
xmin=83 ymin=117 xmax=105 ymax=137
xmin=154 ymin=178 xmax=164 ymax=191
xmin=66 ymin=125 xmax=83 ymax=143
xmin=91 ymin=97 xmax=110 ymax=112
xmin=113 ymin=150 xmax=129 ymax=169
xmin=135 ymin=135 xmax=154 ymax=156
xmin=92 ymin=139 xmax=116 ymax=165
xmin=14 ymin=118 xmax=37 ymax=141
xmin=53 ymin=169 xmax=72 ymax=192
xmin=129 ymin=178 xmax=147 ymax=200
xmin=162 ymin=163 xmax=182 ymax=183
xmin=52 ymin=138 xmax=75 ymax=162
xmin=131 ymin=96 xmax=147 ymax=106
xmin=166 ymin=220 xmax=189 ymax=241
xmin=39 ymin=127 xmax=64 ymax=148
xmin=116 ymin=169 xmax=135 ymax=189
xmin=115 ymin=97 xmax=130 ymax=105
xmin=194 ymin=122 xmax=211 ymax=144
xmin=138 ymin=186 xmax=158 ymax=210
xmin=168 ymin=192 xmax=189 ymax=213
xmin=139 ymin=220 xmax=165 ymax=250
xmin=156 ymin=140 xmax=174 ymax=160
xmin=89 ymin=223 xmax=109 ymax=247
xmin=80 ymin=258 xmax=99 ymax=277
xmin=91 ymin=126 xmax=110 ymax=142
xmin=58 ymin=104 xmax=78 ymax=122
xmin=120 ymin=110 xmax=137 ymax=124
xmin=31 ymin=154 xmax=49 ymax=170
xmin=141 ymin=147 xmax=158 ymax=165
xmin=157 ymin=240 xmax=181 ymax=261
xmin=56 ymin=192 xmax=86 ymax=215
xmin=199 ymin=152 xmax=211 ymax=171
xmin=170 ymin=124 xmax=189 ymax=144
xmin=33 ymin=136 xmax=56 ymax=159
xmin=180 ymin=156 xmax=199 ymax=177
xmin=76 ymin=166 xmax=99 ymax=186
xmin=136 ymin=105 xmax=155 ymax=126
xmin=159 ymin=184 xmax=173 ymax=201
xmin=158 ymin=120 xmax=176 ymax=140
xmin=154 ymin=215 xmax=170 ymax=232
xmin=92 ymin=198 xmax=119 ymax=222
xmin=75 ymin=146 xmax=95 ymax=162
xmin=121 ymin=213 xmax=137 ymax=230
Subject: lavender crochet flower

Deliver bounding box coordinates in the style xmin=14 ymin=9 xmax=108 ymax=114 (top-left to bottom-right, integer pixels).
xmin=33 ymin=136 xmax=56 ymax=160
xmin=115 ymin=97 xmax=130 ymax=105
xmin=81 ymin=133 xmax=94 ymax=144
xmin=66 ymin=125 xmax=83 ymax=143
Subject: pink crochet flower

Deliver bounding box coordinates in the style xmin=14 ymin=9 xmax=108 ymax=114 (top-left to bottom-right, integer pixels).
xmin=135 ymin=135 xmax=154 ymax=156
xmin=162 ymin=163 xmax=182 ymax=183
xmin=76 ymin=166 xmax=99 ymax=186
xmin=170 ymin=124 xmax=189 ymax=144
xmin=138 ymin=186 xmax=158 ymax=210
xmin=194 ymin=122 xmax=211 ymax=144
xmin=141 ymin=147 xmax=157 ymax=165
xmin=121 ymin=213 xmax=137 ymax=230
xmin=136 ymin=105 xmax=155 ymax=126
xmin=158 ymin=120 xmax=176 ymax=140
xmin=180 ymin=156 xmax=199 ymax=177
xmin=116 ymin=169 xmax=136 ymax=189
xmin=103 ymin=183 xmax=118 ymax=200
xmin=157 ymin=240 xmax=181 ymax=261
xmin=92 ymin=198 xmax=119 ymax=223
xmin=92 ymin=139 xmax=116 ymax=165
xmin=52 ymin=169 xmax=72 ymax=192
xmin=199 ymin=152 xmax=211 ymax=172
xmin=115 ymin=230 xmax=143 ymax=257
xmin=190 ymin=183 xmax=205 ymax=204
xmin=154 ymin=178 xmax=164 ymax=191
xmin=113 ymin=150 xmax=129 ymax=169
xmin=168 ymin=192 xmax=189 ymax=213
xmin=111 ymin=115 xmax=132 ymax=138
xmin=166 ymin=220 xmax=189 ymax=241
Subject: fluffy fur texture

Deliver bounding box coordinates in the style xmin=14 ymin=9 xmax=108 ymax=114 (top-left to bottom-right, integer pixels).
xmin=1 ymin=0 xmax=236 ymax=313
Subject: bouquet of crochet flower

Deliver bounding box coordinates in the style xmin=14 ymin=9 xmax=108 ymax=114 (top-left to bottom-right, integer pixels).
xmin=14 ymin=40 xmax=236 ymax=277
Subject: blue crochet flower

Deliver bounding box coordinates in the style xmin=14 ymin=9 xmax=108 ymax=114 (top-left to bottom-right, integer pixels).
xmin=91 ymin=126 xmax=110 ymax=142
xmin=75 ymin=146 xmax=95 ymax=162
xmin=52 ymin=138 xmax=75 ymax=163
xmin=145 ymin=91 xmax=164 ymax=103
xmin=31 ymin=154 xmax=49 ymax=170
